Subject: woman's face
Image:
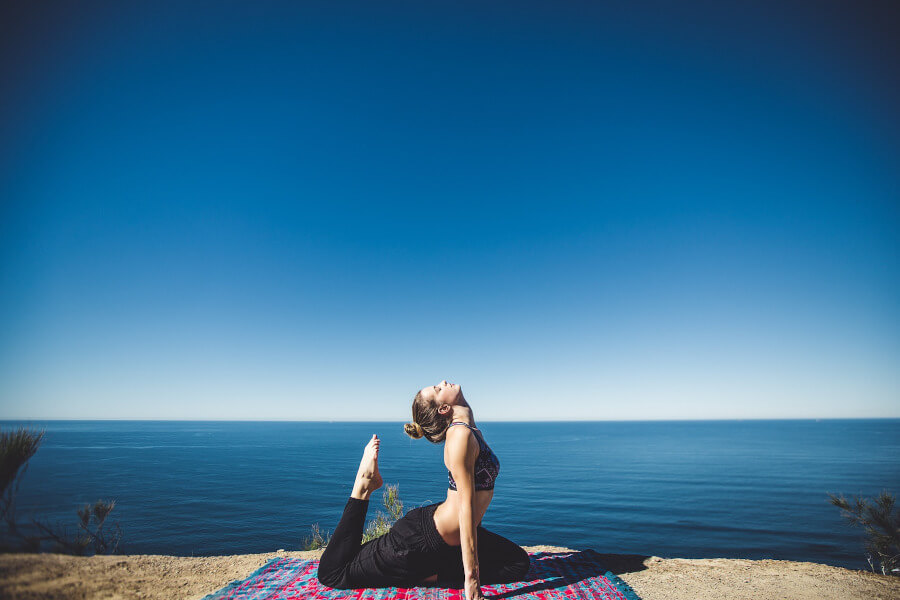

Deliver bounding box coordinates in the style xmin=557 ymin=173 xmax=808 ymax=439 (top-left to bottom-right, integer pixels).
xmin=421 ymin=380 xmax=461 ymax=407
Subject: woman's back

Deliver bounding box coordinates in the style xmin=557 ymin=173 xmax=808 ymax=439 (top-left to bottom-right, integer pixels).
xmin=432 ymin=422 xmax=497 ymax=546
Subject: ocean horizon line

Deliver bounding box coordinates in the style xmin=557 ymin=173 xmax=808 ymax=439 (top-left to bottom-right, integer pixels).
xmin=2 ymin=417 xmax=899 ymax=423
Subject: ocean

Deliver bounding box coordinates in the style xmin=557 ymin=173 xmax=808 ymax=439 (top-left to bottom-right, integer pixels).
xmin=2 ymin=419 xmax=898 ymax=570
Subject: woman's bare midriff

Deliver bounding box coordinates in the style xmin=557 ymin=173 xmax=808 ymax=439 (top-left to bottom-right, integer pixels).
xmin=433 ymin=488 xmax=494 ymax=546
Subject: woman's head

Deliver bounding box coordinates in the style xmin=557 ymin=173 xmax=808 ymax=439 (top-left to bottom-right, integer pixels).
xmin=403 ymin=380 xmax=462 ymax=443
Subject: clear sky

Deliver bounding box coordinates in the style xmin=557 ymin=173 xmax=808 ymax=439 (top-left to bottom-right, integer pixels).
xmin=1 ymin=1 xmax=898 ymax=421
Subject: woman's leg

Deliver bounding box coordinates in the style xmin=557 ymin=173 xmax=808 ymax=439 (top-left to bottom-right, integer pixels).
xmin=475 ymin=527 xmax=531 ymax=584
xmin=316 ymin=497 xmax=370 ymax=587
xmin=436 ymin=526 xmax=531 ymax=586
xmin=316 ymin=435 xmax=384 ymax=588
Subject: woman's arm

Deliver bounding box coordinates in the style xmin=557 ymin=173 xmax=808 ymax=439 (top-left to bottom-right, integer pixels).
xmin=446 ymin=427 xmax=482 ymax=599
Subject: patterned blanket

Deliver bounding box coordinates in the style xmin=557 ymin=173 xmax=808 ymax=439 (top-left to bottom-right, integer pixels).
xmin=201 ymin=551 xmax=642 ymax=600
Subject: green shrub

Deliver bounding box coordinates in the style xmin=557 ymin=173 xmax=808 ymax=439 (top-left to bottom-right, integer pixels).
xmin=0 ymin=427 xmax=45 ymax=532
xmin=31 ymin=499 xmax=123 ymax=555
xmin=828 ymin=490 xmax=899 ymax=576
xmin=301 ymin=522 xmax=331 ymax=551
xmin=0 ymin=427 xmax=122 ymax=555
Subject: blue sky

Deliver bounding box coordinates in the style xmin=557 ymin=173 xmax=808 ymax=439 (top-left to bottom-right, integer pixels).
xmin=1 ymin=1 xmax=898 ymax=420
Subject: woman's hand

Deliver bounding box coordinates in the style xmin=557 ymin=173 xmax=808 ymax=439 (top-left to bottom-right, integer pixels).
xmin=465 ymin=573 xmax=485 ymax=600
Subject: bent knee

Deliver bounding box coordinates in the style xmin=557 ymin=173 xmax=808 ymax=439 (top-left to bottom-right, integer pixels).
xmin=316 ymin=570 xmax=346 ymax=589
xmin=491 ymin=547 xmax=531 ymax=583
xmin=512 ymin=548 xmax=530 ymax=578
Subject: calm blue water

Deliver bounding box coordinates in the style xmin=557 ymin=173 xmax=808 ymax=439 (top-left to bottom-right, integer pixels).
xmin=2 ymin=420 xmax=898 ymax=570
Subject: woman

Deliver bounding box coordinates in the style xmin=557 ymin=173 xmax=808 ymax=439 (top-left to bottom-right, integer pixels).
xmin=316 ymin=380 xmax=530 ymax=600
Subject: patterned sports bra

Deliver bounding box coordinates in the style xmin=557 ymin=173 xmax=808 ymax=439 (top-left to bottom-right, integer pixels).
xmin=447 ymin=422 xmax=500 ymax=492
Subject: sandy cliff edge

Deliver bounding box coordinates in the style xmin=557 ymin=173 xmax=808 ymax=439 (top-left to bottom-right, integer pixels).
xmin=0 ymin=546 xmax=898 ymax=600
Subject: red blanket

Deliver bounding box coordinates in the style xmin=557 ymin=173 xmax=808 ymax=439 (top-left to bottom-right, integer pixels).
xmin=202 ymin=550 xmax=642 ymax=600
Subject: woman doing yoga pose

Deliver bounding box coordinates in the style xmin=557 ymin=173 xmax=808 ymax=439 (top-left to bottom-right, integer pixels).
xmin=316 ymin=381 xmax=529 ymax=600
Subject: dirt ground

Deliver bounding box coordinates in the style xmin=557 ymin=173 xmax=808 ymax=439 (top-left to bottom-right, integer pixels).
xmin=0 ymin=545 xmax=897 ymax=600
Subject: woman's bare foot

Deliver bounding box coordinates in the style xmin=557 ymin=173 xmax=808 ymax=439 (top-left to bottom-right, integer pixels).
xmin=351 ymin=434 xmax=383 ymax=500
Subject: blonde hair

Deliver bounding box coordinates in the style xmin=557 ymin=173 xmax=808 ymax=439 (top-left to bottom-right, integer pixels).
xmin=403 ymin=390 xmax=452 ymax=443
xmin=403 ymin=421 xmax=425 ymax=439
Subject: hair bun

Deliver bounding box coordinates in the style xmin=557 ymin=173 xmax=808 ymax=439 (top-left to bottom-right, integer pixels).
xmin=404 ymin=421 xmax=424 ymax=439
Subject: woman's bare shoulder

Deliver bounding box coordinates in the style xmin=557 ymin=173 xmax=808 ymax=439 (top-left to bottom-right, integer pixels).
xmin=443 ymin=425 xmax=479 ymax=466
xmin=444 ymin=424 xmax=476 ymax=447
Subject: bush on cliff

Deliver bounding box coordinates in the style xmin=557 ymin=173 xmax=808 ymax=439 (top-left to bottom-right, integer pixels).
xmin=0 ymin=426 xmax=44 ymax=545
xmin=828 ymin=490 xmax=899 ymax=576
xmin=303 ymin=483 xmax=404 ymax=550
xmin=0 ymin=426 xmax=123 ymax=555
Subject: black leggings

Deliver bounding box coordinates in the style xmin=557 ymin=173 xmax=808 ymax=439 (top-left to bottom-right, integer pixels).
xmin=316 ymin=497 xmax=530 ymax=589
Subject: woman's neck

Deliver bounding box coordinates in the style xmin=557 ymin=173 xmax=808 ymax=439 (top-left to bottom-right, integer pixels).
xmin=450 ymin=405 xmax=474 ymax=426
